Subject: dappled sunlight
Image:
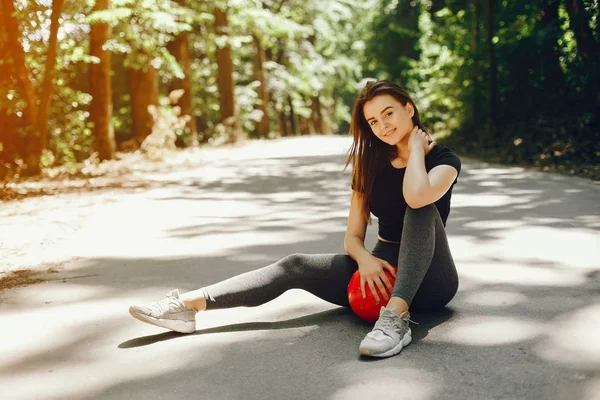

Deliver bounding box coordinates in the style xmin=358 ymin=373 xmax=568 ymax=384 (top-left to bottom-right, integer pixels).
xmin=5 ymin=281 xmax=106 ymax=307
xmin=461 ymin=219 xmax=525 ymax=230
xmin=535 ymin=303 xmax=600 ymax=371
xmin=1 ymin=285 xmax=333 ymax=399
xmin=464 ymin=290 xmax=528 ymax=307
xmin=2 ymin=137 xmax=599 ymax=399
xmin=453 ymin=276 xmax=483 ymax=292
xmin=427 ymin=316 xmax=542 ymax=346
xmin=459 ymin=262 xmax=586 ymax=286
xmin=1 ymin=321 xmax=223 ymax=399
xmin=499 ymin=227 xmax=599 ymax=269
xmin=452 ymin=193 xmax=531 ymax=208
xmin=196 ymin=289 xmax=339 ymax=328
xmin=226 ymin=252 xmax=275 ymax=263
xmin=477 ymin=180 xmax=505 ymax=187
xmin=512 ymin=199 xmax=564 ymax=210
xmin=169 ymin=230 xmax=330 ymax=257
xmin=583 ymin=378 xmax=600 ymax=400
xmin=331 ymin=367 xmax=440 ymax=400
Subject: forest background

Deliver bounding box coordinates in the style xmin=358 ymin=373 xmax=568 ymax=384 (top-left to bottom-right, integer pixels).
xmin=1 ymin=0 xmax=598 ymax=182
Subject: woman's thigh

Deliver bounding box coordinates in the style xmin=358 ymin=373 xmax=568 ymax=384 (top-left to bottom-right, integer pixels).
xmin=291 ymin=253 xmax=359 ymax=307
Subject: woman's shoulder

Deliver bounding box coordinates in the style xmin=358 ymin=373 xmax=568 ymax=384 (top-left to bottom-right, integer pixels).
xmin=427 ymin=143 xmax=460 ymax=159
xmin=426 ymin=143 xmax=461 ymax=172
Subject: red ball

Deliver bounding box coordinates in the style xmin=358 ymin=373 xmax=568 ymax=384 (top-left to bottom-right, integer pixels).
xmin=347 ymin=267 xmax=397 ymax=322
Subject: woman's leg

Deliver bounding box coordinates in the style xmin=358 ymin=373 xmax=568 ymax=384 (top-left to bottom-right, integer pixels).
xmin=195 ymin=253 xmax=359 ymax=310
xmin=359 ymin=205 xmax=458 ymax=357
xmin=389 ymin=204 xmax=459 ymax=312
xmin=130 ymin=253 xmax=359 ymax=333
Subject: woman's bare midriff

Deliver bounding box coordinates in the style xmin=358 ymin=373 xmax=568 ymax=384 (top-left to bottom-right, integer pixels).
xmin=377 ymin=235 xmax=401 ymax=244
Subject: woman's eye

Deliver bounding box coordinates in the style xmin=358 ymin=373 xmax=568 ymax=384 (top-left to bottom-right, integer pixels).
xmin=370 ymin=121 xmax=376 ymax=126
xmin=386 ymin=112 xmax=393 ymax=117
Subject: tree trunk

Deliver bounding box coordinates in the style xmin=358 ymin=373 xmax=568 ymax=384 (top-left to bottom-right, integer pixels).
xmin=0 ymin=3 xmax=24 ymax=165
xmin=279 ymin=111 xmax=289 ymax=137
xmin=540 ymin=0 xmax=565 ymax=94
xmin=89 ymin=0 xmax=115 ymax=160
xmin=35 ymin=0 xmax=64 ymax=155
xmin=287 ymin=96 xmax=298 ymax=136
xmin=214 ymin=5 xmax=240 ymax=143
xmin=1 ymin=0 xmax=37 ymax=128
xmin=168 ymin=28 xmax=197 ymax=146
xmin=128 ymin=65 xmax=159 ymax=144
xmin=563 ymin=0 xmax=600 ymax=67
xmin=311 ymin=95 xmax=326 ymax=134
xmin=1 ymin=0 xmax=39 ymax=171
xmin=563 ymin=0 xmax=600 ymax=108
xmin=472 ymin=0 xmax=480 ymax=124
xmin=486 ymin=0 xmax=498 ymax=133
xmin=253 ymin=34 xmax=270 ymax=138
xmin=325 ymin=105 xmax=334 ymax=134
xmin=1 ymin=0 xmax=64 ymax=173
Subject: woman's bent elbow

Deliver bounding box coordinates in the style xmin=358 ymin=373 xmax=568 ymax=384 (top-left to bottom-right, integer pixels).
xmin=405 ymin=197 xmax=427 ymax=209
xmin=343 ymin=237 xmax=352 ymax=253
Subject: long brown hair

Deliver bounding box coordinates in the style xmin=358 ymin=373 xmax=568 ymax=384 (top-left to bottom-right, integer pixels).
xmin=344 ymin=80 xmax=427 ymax=223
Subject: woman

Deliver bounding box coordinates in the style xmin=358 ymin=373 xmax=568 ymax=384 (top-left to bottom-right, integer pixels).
xmin=129 ymin=80 xmax=461 ymax=359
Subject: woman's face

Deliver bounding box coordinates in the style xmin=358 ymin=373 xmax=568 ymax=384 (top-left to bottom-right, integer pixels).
xmin=363 ymin=94 xmax=414 ymax=146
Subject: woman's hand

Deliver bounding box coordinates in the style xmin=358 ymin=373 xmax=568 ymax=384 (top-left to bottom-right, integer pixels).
xmin=357 ymin=254 xmax=397 ymax=304
xmin=408 ymin=125 xmax=436 ymax=155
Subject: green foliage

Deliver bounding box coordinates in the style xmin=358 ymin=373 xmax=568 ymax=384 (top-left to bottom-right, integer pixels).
xmin=366 ymin=0 xmax=599 ymax=175
xmin=2 ymin=0 xmax=597 ymax=178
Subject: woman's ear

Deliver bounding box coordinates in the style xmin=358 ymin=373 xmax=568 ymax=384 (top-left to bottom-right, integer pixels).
xmin=407 ymin=104 xmax=414 ymax=118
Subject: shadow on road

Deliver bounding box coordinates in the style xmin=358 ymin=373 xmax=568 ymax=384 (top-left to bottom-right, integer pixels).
xmin=1 ymin=140 xmax=599 ymax=400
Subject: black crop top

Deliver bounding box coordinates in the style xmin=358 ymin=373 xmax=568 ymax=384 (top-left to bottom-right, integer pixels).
xmin=369 ymin=145 xmax=461 ymax=242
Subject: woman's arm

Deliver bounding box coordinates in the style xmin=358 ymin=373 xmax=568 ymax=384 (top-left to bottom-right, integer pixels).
xmin=403 ymin=128 xmax=458 ymax=209
xmin=344 ymin=191 xmax=371 ymax=263
xmin=344 ymin=191 xmax=396 ymax=302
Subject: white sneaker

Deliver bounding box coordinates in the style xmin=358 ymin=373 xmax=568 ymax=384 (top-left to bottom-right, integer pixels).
xmin=359 ymin=307 xmax=414 ymax=358
xmin=129 ymin=289 xmax=196 ymax=334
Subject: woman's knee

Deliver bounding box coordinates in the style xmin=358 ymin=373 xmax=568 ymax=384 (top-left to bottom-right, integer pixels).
xmin=404 ymin=203 xmax=439 ymax=223
xmin=279 ymin=253 xmax=310 ymax=275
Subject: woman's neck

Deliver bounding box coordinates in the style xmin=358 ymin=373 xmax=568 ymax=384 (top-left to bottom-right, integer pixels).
xmin=394 ymin=137 xmax=411 ymax=164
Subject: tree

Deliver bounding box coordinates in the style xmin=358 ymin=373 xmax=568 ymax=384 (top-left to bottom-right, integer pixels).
xmin=128 ymin=61 xmax=159 ymax=144
xmin=563 ymin=0 xmax=600 ymax=69
xmin=168 ymin=0 xmax=197 ymax=146
xmin=89 ymin=0 xmax=115 ymax=160
xmin=168 ymin=29 xmax=198 ymax=146
xmin=486 ymin=0 xmax=498 ymax=132
xmin=214 ymin=4 xmax=240 ymax=143
xmin=472 ymin=0 xmax=481 ymax=123
xmin=538 ymin=0 xmax=565 ymax=97
xmin=365 ymin=0 xmax=421 ymax=80
xmin=253 ymin=34 xmax=270 ymax=138
xmin=563 ymin=0 xmax=600 ymax=110
xmin=0 ymin=0 xmax=64 ymax=174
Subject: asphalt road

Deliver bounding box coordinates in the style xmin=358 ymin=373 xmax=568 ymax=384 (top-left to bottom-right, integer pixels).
xmin=1 ymin=136 xmax=599 ymax=400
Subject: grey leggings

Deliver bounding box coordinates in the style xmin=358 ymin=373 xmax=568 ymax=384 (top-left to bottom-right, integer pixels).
xmin=201 ymin=204 xmax=459 ymax=312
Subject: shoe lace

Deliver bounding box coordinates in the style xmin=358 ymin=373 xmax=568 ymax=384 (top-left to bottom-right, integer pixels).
xmin=373 ymin=311 xmax=418 ymax=334
xmin=400 ymin=311 xmax=419 ymax=325
xmin=153 ymin=294 xmax=179 ymax=315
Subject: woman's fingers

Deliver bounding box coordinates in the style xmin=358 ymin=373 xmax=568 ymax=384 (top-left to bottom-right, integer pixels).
xmin=381 ymin=273 xmax=394 ymax=293
xmin=360 ymin=277 xmax=367 ymax=299
xmin=367 ymin=280 xmax=381 ymax=304
xmin=382 ymin=262 xmax=397 ymax=278
xmin=374 ymin=277 xmax=389 ymax=302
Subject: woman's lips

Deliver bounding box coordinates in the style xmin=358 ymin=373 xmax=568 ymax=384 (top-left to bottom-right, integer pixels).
xmin=384 ymin=128 xmax=396 ymax=137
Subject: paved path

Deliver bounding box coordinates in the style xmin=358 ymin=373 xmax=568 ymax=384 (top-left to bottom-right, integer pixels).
xmin=1 ymin=136 xmax=599 ymax=400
